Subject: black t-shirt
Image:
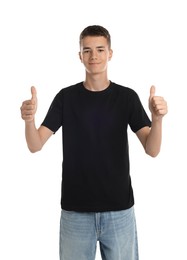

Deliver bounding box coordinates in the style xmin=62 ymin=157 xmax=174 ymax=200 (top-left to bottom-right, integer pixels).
xmin=42 ymin=81 xmax=151 ymax=212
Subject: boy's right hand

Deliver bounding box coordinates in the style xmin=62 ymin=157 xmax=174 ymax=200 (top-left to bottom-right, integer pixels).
xmin=20 ymin=86 xmax=37 ymax=122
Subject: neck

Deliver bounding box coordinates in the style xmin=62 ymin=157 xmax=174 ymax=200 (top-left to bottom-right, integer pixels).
xmin=83 ymin=73 xmax=110 ymax=92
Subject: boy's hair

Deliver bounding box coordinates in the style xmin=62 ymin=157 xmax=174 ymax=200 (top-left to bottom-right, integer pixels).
xmin=79 ymin=25 xmax=111 ymax=48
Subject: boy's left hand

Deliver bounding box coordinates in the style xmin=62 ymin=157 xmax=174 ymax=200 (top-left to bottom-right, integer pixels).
xmin=149 ymin=85 xmax=168 ymax=120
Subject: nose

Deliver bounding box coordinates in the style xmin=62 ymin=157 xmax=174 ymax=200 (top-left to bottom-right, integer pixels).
xmin=90 ymin=50 xmax=97 ymax=60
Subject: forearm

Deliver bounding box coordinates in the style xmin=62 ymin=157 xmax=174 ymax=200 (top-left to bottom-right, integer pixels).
xmin=145 ymin=118 xmax=163 ymax=157
xmin=25 ymin=120 xmax=43 ymax=153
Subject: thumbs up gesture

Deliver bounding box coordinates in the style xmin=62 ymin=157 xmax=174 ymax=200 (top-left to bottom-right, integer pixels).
xmin=149 ymin=85 xmax=168 ymax=120
xmin=20 ymin=86 xmax=38 ymax=122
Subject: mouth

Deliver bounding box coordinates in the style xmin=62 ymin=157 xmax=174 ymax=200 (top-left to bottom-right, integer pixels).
xmin=89 ymin=62 xmax=100 ymax=65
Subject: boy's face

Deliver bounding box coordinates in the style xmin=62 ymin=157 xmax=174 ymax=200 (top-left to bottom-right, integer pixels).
xmin=79 ymin=36 xmax=113 ymax=75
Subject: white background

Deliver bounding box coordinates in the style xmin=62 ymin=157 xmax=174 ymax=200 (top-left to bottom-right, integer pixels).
xmin=0 ymin=0 xmax=186 ymax=259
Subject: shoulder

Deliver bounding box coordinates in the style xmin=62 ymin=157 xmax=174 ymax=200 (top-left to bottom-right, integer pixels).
xmin=54 ymin=82 xmax=83 ymax=99
xmin=111 ymin=82 xmax=139 ymax=99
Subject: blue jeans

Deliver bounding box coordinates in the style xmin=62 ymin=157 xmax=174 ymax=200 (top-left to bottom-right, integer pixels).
xmin=59 ymin=206 xmax=139 ymax=260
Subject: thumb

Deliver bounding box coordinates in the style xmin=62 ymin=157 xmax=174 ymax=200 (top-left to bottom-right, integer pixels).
xmin=149 ymin=85 xmax=156 ymax=100
xmin=31 ymin=86 xmax=37 ymax=102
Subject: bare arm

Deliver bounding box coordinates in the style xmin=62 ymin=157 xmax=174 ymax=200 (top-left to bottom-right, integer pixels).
xmin=20 ymin=87 xmax=53 ymax=153
xmin=136 ymin=86 xmax=168 ymax=157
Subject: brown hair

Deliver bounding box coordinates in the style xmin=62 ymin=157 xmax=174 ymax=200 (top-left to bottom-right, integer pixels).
xmin=79 ymin=25 xmax=111 ymax=48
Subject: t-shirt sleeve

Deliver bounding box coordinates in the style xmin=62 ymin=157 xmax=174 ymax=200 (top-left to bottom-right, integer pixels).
xmin=128 ymin=90 xmax=151 ymax=133
xmin=41 ymin=91 xmax=63 ymax=133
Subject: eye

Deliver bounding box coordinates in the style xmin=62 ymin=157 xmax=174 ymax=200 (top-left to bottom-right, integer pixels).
xmin=83 ymin=49 xmax=90 ymax=54
xmin=98 ymin=49 xmax=104 ymax=52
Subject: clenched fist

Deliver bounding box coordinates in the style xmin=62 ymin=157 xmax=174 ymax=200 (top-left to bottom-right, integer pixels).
xmin=20 ymin=86 xmax=37 ymax=122
xmin=149 ymin=85 xmax=168 ymax=120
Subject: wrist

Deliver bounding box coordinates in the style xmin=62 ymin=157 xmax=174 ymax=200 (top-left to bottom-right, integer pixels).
xmin=151 ymin=115 xmax=163 ymax=125
xmin=25 ymin=119 xmax=35 ymax=126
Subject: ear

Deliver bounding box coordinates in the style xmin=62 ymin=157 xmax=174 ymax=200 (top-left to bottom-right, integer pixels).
xmin=108 ymin=49 xmax=113 ymax=61
xmin=79 ymin=52 xmax=83 ymax=63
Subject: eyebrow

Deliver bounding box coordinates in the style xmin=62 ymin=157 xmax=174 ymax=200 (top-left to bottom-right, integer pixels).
xmin=83 ymin=46 xmax=106 ymax=50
